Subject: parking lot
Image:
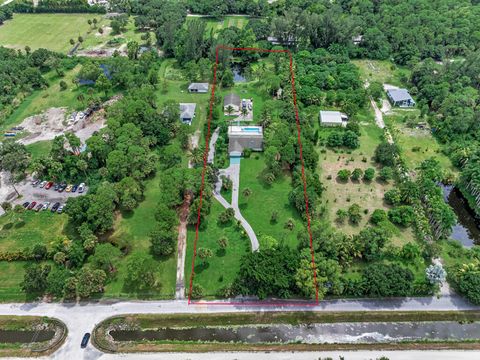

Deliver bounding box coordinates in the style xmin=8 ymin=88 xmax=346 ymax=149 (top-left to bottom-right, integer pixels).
xmin=12 ymin=179 xmax=88 ymax=209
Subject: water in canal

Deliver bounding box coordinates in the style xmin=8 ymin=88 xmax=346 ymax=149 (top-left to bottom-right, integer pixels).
xmin=441 ymin=184 xmax=480 ymax=247
xmin=111 ymin=321 xmax=480 ymax=344
xmin=0 ymin=330 xmax=54 ymax=344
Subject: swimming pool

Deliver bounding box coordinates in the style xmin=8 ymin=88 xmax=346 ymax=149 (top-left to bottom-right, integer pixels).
xmin=242 ymin=127 xmax=261 ymax=133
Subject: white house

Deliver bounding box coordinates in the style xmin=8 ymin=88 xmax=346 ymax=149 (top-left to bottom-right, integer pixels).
xmin=319 ymin=111 xmax=348 ymax=127
xmin=387 ymin=89 xmax=415 ymax=107
xmin=188 ymin=83 xmax=209 ymax=93
xmin=179 ymin=103 xmax=196 ymax=125
xmin=224 ymin=93 xmax=241 ymax=114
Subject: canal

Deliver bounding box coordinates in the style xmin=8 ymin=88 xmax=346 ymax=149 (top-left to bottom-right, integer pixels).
xmin=111 ymin=321 xmax=480 ymax=344
xmin=441 ymin=184 xmax=480 ymax=247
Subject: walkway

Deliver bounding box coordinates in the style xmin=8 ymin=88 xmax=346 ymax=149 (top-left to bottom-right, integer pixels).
xmin=207 ymin=128 xmax=220 ymax=164
xmin=175 ymin=193 xmax=191 ymax=300
xmin=214 ymin=162 xmax=259 ymax=251
xmin=0 ymin=295 xmax=479 ymax=359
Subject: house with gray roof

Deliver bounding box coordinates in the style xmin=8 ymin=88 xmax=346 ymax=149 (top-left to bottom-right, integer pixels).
xmin=188 ymin=83 xmax=209 ymax=93
xmin=319 ymin=110 xmax=348 ymax=127
xmin=228 ymin=126 xmax=263 ymax=156
xmin=179 ymin=103 xmax=196 ymax=125
xmin=224 ymin=93 xmax=241 ymax=114
xmin=387 ymin=88 xmax=415 ymax=107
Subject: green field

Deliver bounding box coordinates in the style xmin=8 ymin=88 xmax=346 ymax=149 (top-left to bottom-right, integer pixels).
xmin=384 ymin=113 xmax=455 ymax=172
xmin=0 ymin=13 xmax=102 ymax=53
xmin=0 ymin=261 xmax=27 ymax=302
xmin=105 ymin=169 xmax=177 ymax=299
xmin=0 ymin=65 xmax=86 ymax=132
xmin=316 ymin=123 xmax=415 ymax=246
xmin=26 ymin=140 xmax=53 ymax=161
xmin=185 ymin=198 xmax=250 ymax=297
xmin=187 ymin=15 xmax=249 ymax=35
xmin=0 ymin=211 xmax=68 ymax=252
xmin=239 ymin=155 xmax=302 ymax=249
xmin=352 ymin=59 xmax=410 ymax=86
xmin=81 ymin=16 xmax=153 ymax=51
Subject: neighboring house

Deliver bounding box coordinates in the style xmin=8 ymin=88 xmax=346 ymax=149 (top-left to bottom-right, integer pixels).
xmin=179 ymin=103 xmax=196 ymax=125
xmin=224 ymin=93 xmax=241 ymax=114
xmin=88 ymin=0 xmax=109 ymax=7
xmin=228 ymin=126 xmax=263 ymax=156
xmin=387 ymin=88 xmax=415 ymax=107
xmin=188 ymin=83 xmax=209 ymax=93
xmin=319 ymin=110 xmax=348 ymax=127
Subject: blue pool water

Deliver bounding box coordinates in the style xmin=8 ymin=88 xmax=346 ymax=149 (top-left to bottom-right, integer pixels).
xmin=242 ymin=127 xmax=261 ymax=133
xmin=230 ymin=156 xmax=242 ymax=165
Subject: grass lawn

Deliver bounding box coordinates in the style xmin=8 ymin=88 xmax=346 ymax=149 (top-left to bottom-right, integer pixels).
xmin=0 ymin=65 xmax=86 ymax=132
xmin=157 ymin=60 xmax=211 ymax=135
xmin=81 ymin=16 xmax=153 ymax=51
xmin=105 ymin=170 xmax=177 ymax=299
xmin=352 ymin=59 xmax=410 ymax=86
xmin=384 ymin=113 xmax=455 ymax=172
xmin=238 ymin=155 xmax=303 ymax=249
xmin=0 ymin=261 xmax=27 ymax=302
xmin=0 ymin=13 xmax=102 ymax=53
xmin=185 ymin=198 xmax=250 ymax=298
xmin=26 ymin=140 xmax=52 ymax=161
xmin=317 ymin=123 xmax=415 ymax=247
xmin=0 ymin=211 xmax=68 ymax=252
xmin=187 ymin=15 xmax=249 ymax=35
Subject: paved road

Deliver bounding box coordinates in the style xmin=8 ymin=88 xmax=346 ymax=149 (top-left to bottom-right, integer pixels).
xmin=1 ymin=295 xmax=479 ymax=359
xmin=86 ymin=350 xmax=480 ymax=360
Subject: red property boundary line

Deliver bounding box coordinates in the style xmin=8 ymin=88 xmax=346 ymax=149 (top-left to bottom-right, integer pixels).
xmin=187 ymin=45 xmax=319 ymax=306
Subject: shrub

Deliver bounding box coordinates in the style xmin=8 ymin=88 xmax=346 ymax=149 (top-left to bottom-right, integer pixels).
xmin=384 ymin=188 xmax=402 ymax=205
xmin=379 ymin=166 xmax=394 ymax=181
xmin=337 ymin=169 xmax=351 ymax=181
xmin=351 ymin=168 xmax=363 ymax=181
xmin=370 ymin=209 xmax=388 ymax=225
xmin=348 ymin=203 xmax=362 ymax=224
xmin=388 ymin=205 xmax=415 ymax=227
xmin=363 ymin=168 xmax=375 ymax=181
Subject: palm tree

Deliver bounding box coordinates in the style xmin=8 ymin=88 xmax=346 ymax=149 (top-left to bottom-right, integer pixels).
xmin=225 ymin=105 xmax=234 ymax=116
xmin=242 ymin=187 xmax=252 ymax=201
xmin=189 ymin=148 xmax=204 ymax=167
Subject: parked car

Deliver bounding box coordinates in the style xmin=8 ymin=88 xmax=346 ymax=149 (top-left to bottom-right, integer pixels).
xmin=71 ymin=184 xmax=79 ymax=193
xmin=27 ymin=202 xmax=37 ymax=210
xmin=32 ymin=179 xmax=41 ymax=187
xmin=22 ymin=202 xmax=30 ymax=208
xmin=51 ymin=202 xmax=60 ymax=212
xmin=58 ymin=183 xmax=67 ymax=193
xmin=35 ymin=203 xmax=43 ymax=212
xmin=78 ymin=183 xmax=86 ymax=193
xmin=42 ymin=202 xmax=50 ymax=211
xmin=45 ymin=181 xmax=54 ymax=190
xmin=65 ymin=184 xmax=73 ymax=193
xmin=57 ymin=204 xmax=65 ymax=214
xmin=54 ymin=183 xmax=61 ymax=191
xmin=81 ymin=333 xmax=90 ymax=348
xmin=39 ymin=181 xmax=47 ymax=188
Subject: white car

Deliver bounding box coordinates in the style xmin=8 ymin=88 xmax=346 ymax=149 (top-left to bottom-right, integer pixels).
xmin=78 ymin=183 xmax=86 ymax=193
xmin=42 ymin=202 xmax=50 ymax=211
xmin=39 ymin=181 xmax=47 ymax=188
xmin=57 ymin=205 xmax=65 ymax=214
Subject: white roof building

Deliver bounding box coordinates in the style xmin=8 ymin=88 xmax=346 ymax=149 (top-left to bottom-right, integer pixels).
xmin=319 ymin=111 xmax=348 ymax=127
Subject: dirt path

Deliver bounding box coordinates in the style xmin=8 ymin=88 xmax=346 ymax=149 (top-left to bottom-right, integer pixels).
xmin=175 ymin=193 xmax=192 ymax=300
